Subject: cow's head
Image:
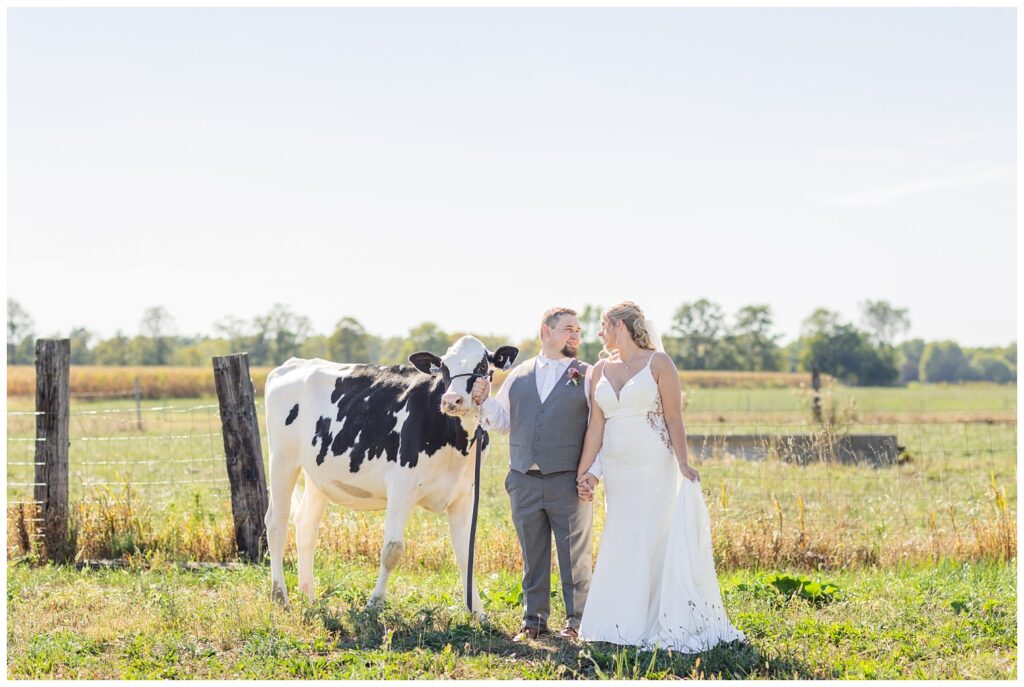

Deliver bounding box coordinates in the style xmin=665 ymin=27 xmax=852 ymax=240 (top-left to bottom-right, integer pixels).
xmin=409 ymin=335 xmax=518 ymax=418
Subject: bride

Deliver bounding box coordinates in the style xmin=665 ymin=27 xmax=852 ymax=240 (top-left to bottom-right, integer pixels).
xmin=575 ymin=301 xmax=745 ymax=652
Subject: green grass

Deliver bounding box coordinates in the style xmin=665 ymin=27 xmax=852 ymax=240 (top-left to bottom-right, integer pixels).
xmin=6 ymin=384 xmax=1018 ymax=678
xmin=683 ymin=382 xmax=1016 ymax=417
xmin=6 ymin=557 xmax=1015 ymax=679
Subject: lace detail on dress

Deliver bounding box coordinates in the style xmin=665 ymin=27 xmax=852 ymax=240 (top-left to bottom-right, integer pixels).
xmin=646 ymin=393 xmax=672 ymax=450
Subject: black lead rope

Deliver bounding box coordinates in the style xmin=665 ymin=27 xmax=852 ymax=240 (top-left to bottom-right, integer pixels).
xmin=447 ymin=369 xmax=491 ymax=613
xmin=466 ymin=421 xmax=484 ymax=612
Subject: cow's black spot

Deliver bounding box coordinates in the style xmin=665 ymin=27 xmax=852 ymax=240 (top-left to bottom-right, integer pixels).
xmin=312 ymin=416 xmax=334 ymax=465
xmin=313 ymin=364 xmax=479 ymax=473
xmin=465 ymin=358 xmax=488 ymax=393
xmin=285 ymin=403 xmax=299 ymax=426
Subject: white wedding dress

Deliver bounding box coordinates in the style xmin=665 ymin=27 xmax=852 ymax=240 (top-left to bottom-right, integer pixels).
xmin=578 ymin=357 xmax=746 ymax=652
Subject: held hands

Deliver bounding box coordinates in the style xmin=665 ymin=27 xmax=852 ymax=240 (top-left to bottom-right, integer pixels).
xmin=577 ymin=474 xmax=598 ymax=501
xmin=471 ymin=377 xmax=491 ymax=405
xmin=679 ymin=463 xmax=700 ymax=483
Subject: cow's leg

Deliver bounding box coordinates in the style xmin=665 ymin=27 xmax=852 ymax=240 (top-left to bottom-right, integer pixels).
xmin=266 ymin=454 xmax=301 ymax=608
xmin=369 ymin=485 xmax=415 ymax=609
xmin=446 ymin=486 xmax=484 ymax=618
xmin=296 ymin=478 xmax=328 ymax=603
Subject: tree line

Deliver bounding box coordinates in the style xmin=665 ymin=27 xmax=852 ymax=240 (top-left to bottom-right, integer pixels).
xmin=6 ymin=298 xmax=1016 ymax=386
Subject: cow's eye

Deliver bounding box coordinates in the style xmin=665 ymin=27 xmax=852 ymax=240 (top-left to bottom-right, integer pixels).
xmin=441 ymin=368 xmax=451 ymax=386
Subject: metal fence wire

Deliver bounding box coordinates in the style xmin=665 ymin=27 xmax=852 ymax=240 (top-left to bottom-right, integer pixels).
xmin=7 ymin=403 xmax=232 ymax=508
xmin=8 ymin=399 xmax=1017 ymax=536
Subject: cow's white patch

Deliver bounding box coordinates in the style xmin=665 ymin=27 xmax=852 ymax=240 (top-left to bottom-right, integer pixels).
xmin=391 ymin=406 xmax=410 ymax=433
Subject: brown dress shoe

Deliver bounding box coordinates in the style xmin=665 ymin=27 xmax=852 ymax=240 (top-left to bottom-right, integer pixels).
xmin=512 ymin=625 xmax=544 ymax=642
xmin=558 ymin=626 xmax=579 ymax=640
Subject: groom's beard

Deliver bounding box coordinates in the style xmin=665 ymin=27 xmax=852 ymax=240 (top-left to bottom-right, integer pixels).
xmin=561 ymin=343 xmax=578 ymax=358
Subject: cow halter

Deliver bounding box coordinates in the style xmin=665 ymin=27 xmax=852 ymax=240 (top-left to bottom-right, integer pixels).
xmin=445 ymin=370 xmax=492 ymax=441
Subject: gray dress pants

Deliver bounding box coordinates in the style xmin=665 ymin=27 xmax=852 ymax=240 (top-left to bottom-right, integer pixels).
xmin=506 ymin=469 xmax=594 ymax=629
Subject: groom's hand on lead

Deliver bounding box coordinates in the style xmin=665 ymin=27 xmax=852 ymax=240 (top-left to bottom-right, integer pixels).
xmin=471 ymin=377 xmax=490 ymax=405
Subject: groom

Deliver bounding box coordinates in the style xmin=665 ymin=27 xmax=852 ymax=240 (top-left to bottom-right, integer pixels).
xmin=472 ymin=307 xmax=602 ymax=642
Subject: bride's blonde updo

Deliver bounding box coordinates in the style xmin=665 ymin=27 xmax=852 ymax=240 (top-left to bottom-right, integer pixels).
xmin=603 ymin=301 xmax=656 ymax=353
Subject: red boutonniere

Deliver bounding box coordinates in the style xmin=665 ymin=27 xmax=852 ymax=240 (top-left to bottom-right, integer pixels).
xmin=566 ymin=368 xmax=582 ymax=386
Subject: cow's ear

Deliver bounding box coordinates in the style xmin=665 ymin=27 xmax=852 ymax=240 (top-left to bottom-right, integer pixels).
xmin=409 ymin=352 xmax=443 ymax=374
xmin=488 ymin=346 xmax=519 ymax=371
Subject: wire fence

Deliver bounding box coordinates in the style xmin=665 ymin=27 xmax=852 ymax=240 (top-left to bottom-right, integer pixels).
xmin=6 ymin=374 xmax=1018 ymax=567
xmin=7 ymin=402 xmax=232 ymax=508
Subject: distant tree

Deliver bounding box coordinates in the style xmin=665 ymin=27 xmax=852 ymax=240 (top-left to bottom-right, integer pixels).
xmin=213 ymin=315 xmax=251 ymax=355
xmin=577 ymin=304 xmax=605 ymax=363
xmin=172 ymin=338 xmax=233 ymax=366
xmin=969 ymin=352 xmax=1015 ymax=384
xmin=919 ymin=341 xmax=972 ymax=383
xmin=328 ymin=317 xmax=371 ymax=363
xmin=513 ymin=336 xmax=541 ymax=364
xmin=398 ymin=322 xmax=452 ymax=363
xmin=859 ymin=300 xmax=911 ymax=346
xmin=731 ymin=304 xmax=783 ymax=371
xmin=129 ymin=335 xmax=154 ymax=365
xmin=250 ymin=304 xmax=312 ymax=365
xmin=800 ymin=307 xmax=841 ymax=338
xmin=7 ymin=298 xmax=35 ymax=364
xmin=707 ymin=335 xmax=743 ymax=370
xmin=68 ymin=326 xmax=94 ymax=364
xmin=897 ymin=338 xmax=926 ymax=383
xmin=670 ymin=299 xmax=726 ymax=370
xmin=298 ymin=335 xmax=330 ymax=360
xmin=800 ymin=324 xmax=898 ymax=386
xmin=92 ymin=331 xmax=132 ymax=365
xmin=376 ymin=336 xmax=407 ymax=366
xmin=139 ymin=306 xmax=177 ymax=365
xmin=782 ymin=340 xmax=802 ymax=373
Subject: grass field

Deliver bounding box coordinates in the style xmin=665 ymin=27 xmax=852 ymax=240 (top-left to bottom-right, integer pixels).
xmin=5 ymin=381 xmax=1018 ymax=678
xmin=6 ymin=558 xmax=1015 ymax=679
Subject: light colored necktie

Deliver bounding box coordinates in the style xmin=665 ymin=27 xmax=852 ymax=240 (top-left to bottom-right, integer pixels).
xmin=540 ymin=360 xmax=561 ymax=402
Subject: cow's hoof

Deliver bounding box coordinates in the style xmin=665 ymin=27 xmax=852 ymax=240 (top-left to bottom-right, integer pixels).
xmin=366 ymin=596 xmax=385 ymax=613
xmin=272 ymin=582 xmax=290 ymax=608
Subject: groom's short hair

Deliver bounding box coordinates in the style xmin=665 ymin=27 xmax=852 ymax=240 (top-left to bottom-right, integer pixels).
xmin=541 ymin=307 xmax=577 ymax=328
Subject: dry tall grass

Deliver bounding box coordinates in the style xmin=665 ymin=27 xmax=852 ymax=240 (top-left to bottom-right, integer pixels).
xmin=6 ymin=366 xmax=274 ymax=399
xmin=7 ymin=365 xmax=830 ymax=399
xmin=7 ymin=480 xmax=1014 ymax=570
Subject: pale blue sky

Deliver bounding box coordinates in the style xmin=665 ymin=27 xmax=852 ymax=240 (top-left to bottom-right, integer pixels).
xmin=7 ymin=8 xmax=1017 ymax=347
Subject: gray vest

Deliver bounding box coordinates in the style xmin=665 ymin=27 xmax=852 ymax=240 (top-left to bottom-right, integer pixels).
xmin=509 ymin=358 xmax=590 ymax=474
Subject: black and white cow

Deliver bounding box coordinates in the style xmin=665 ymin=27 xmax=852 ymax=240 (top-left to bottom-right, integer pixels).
xmin=263 ymin=335 xmax=517 ymax=614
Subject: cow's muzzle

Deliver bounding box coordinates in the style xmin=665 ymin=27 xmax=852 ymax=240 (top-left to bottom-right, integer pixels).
xmin=441 ymin=393 xmax=468 ymax=415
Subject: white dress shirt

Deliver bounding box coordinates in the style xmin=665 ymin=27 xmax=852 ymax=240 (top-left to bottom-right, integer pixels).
xmin=480 ymin=353 xmax=604 ymax=479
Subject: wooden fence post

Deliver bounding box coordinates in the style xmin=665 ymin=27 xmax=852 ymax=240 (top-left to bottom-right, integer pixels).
xmin=34 ymin=339 xmax=72 ymax=563
xmin=212 ymin=353 xmax=269 ymax=563
xmin=811 ymin=365 xmax=822 ymax=424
